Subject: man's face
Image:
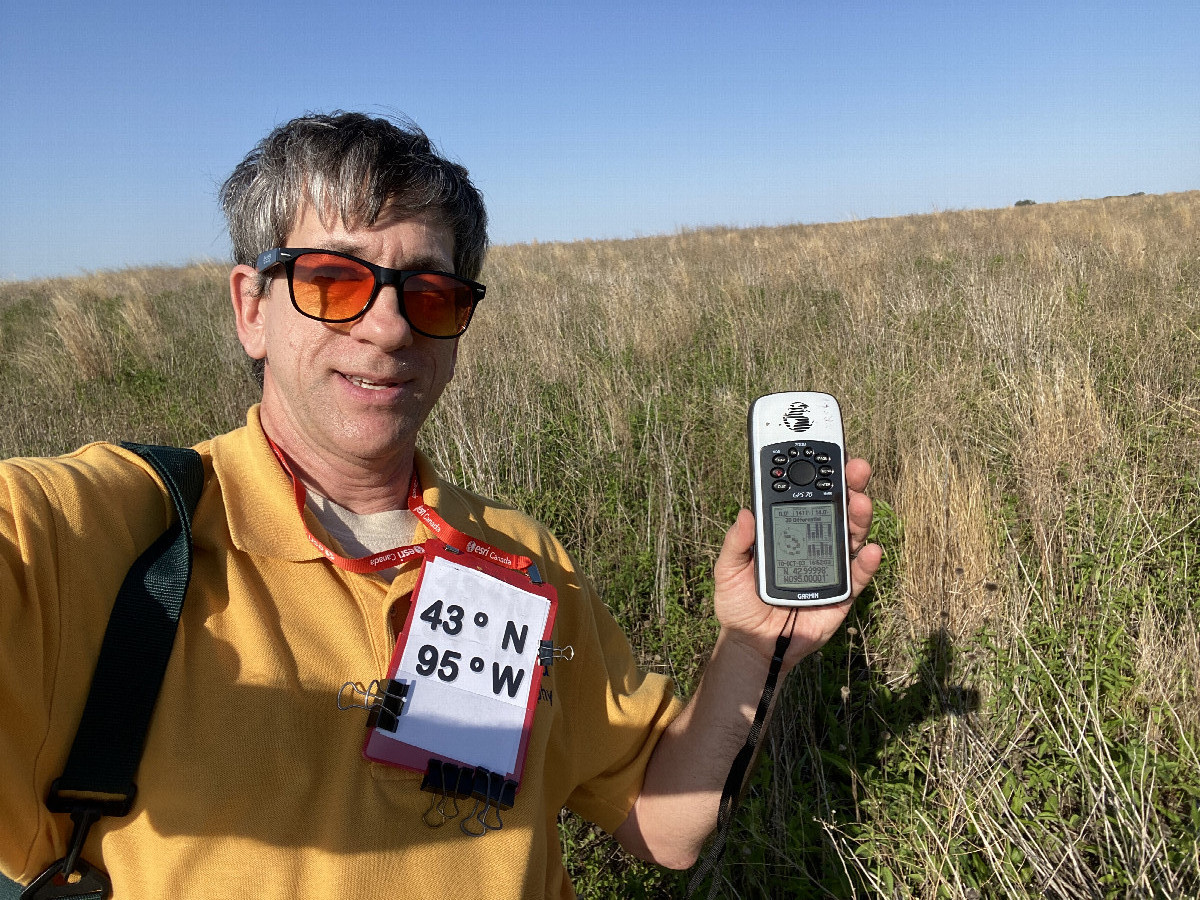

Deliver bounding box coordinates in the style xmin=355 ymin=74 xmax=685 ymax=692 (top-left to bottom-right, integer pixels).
xmin=232 ymin=203 xmax=460 ymax=483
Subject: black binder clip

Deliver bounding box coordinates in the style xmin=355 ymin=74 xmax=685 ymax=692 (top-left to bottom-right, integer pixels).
xmin=461 ymin=767 xmax=518 ymax=837
xmin=337 ymin=679 xmax=409 ymax=733
xmin=537 ymin=640 xmax=574 ymax=676
xmin=420 ymin=760 xmax=476 ymax=828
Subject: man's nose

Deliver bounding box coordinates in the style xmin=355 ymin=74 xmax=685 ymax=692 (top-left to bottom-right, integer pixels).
xmin=350 ymin=286 xmax=414 ymax=350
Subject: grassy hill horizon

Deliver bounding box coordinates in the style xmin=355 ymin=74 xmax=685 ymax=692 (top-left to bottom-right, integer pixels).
xmin=3 ymin=189 xmax=1190 ymax=290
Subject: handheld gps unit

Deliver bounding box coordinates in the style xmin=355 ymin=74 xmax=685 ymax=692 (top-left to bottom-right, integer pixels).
xmin=748 ymin=391 xmax=852 ymax=607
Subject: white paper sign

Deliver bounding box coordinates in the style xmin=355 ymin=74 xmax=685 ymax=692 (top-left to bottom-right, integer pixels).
xmin=379 ymin=554 xmax=551 ymax=775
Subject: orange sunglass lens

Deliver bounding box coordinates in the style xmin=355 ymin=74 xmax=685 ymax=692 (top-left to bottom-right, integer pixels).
xmin=403 ymin=273 xmax=473 ymax=336
xmin=291 ymin=254 xmax=375 ymax=321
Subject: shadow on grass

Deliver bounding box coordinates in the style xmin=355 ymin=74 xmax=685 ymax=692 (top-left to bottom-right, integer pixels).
xmin=706 ymin=589 xmax=984 ymax=899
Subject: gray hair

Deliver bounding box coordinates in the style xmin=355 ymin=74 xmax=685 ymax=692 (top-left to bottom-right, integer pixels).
xmin=220 ymin=111 xmax=488 ymax=293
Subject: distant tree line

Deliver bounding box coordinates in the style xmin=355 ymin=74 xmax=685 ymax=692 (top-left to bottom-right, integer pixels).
xmin=1015 ymin=192 xmax=1145 ymax=207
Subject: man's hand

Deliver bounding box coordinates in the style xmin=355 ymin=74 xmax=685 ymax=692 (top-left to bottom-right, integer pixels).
xmin=713 ymin=457 xmax=882 ymax=669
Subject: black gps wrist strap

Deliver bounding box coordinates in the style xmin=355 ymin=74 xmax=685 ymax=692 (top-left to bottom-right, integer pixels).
xmin=686 ymin=609 xmax=798 ymax=899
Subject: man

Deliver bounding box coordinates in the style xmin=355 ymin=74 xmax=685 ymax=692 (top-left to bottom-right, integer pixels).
xmin=0 ymin=112 xmax=881 ymax=898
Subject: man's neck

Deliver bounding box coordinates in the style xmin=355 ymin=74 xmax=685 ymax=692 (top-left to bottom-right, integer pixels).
xmin=294 ymin=460 xmax=416 ymax=515
xmin=260 ymin=418 xmax=417 ymax=515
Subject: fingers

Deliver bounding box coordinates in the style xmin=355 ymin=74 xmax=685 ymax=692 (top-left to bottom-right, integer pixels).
xmin=845 ymin=457 xmax=872 ymax=493
xmin=850 ymin=541 xmax=883 ymax=599
xmin=843 ymin=457 xmax=879 ymax=598
xmin=844 ymin=457 xmax=874 ymax=548
xmin=847 ymin=490 xmax=874 ymax=547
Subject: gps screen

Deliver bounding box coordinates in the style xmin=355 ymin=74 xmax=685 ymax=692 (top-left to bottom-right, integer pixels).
xmin=771 ymin=502 xmax=839 ymax=589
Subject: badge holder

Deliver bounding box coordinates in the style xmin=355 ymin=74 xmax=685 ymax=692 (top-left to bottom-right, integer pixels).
xmin=352 ymin=540 xmax=557 ymax=832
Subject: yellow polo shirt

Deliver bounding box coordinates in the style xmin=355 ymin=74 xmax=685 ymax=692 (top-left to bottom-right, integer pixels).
xmin=0 ymin=407 xmax=681 ymax=899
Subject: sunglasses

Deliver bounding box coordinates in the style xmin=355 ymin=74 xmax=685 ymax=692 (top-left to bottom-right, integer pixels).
xmin=255 ymin=247 xmax=485 ymax=339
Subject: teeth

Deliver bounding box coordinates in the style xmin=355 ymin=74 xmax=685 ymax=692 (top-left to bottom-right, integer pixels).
xmin=347 ymin=375 xmax=392 ymax=391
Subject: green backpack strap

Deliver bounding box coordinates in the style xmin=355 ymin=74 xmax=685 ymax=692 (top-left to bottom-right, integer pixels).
xmin=1 ymin=443 xmax=204 ymax=900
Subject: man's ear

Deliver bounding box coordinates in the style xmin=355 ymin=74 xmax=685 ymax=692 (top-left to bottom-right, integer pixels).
xmin=230 ymin=265 xmax=268 ymax=360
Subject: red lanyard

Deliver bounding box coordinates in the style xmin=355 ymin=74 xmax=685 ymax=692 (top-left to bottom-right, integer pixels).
xmin=266 ymin=436 xmax=533 ymax=575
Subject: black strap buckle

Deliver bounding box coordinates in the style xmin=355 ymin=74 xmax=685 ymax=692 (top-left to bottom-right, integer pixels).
xmin=45 ymin=780 xmax=136 ymax=818
xmin=20 ymin=807 xmax=112 ymax=899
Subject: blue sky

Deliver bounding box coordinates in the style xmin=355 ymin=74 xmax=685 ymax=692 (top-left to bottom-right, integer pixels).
xmin=1 ymin=1 xmax=1196 ymax=282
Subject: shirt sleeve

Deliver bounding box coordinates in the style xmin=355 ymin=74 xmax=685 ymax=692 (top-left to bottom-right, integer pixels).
xmin=0 ymin=461 xmax=60 ymax=881
xmin=0 ymin=448 xmax=168 ymax=882
xmin=559 ymin=575 xmax=683 ymax=834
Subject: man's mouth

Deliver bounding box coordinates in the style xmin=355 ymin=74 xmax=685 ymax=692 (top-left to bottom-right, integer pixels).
xmin=345 ymin=374 xmax=398 ymax=391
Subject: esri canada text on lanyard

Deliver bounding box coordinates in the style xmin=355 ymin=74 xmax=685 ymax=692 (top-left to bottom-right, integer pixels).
xmin=269 ymin=437 xmax=559 ymax=836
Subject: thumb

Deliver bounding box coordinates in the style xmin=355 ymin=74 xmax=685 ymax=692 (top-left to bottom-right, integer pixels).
xmin=715 ymin=508 xmax=756 ymax=584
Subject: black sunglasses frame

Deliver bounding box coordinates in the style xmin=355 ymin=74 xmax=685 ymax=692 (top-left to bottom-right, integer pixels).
xmin=255 ymin=247 xmax=486 ymax=338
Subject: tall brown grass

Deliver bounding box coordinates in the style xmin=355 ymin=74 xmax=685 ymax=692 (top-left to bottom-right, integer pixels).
xmin=1 ymin=192 xmax=1197 ymax=897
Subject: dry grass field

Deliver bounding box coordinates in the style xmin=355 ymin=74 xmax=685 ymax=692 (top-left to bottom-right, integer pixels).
xmin=2 ymin=191 xmax=1197 ymax=898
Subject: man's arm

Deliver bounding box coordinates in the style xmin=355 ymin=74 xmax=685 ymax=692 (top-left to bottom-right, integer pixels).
xmin=613 ymin=458 xmax=883 ymax=869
